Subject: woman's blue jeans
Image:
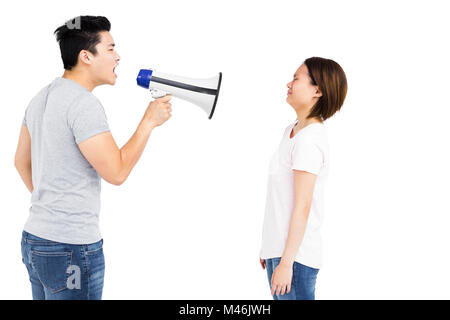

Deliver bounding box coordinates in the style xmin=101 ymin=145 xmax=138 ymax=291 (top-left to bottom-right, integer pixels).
xmin=21 ymin=230 xmax=105 ymax=300
xmin=265 ymin=257 xmax=319 ymax=300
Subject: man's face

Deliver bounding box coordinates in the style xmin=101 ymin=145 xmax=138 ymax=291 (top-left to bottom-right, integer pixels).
xmin=88 ymin=31 xmax=120 ymax=86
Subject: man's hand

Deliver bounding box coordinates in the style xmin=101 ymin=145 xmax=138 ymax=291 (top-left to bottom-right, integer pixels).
xmin=144 ymin=95 xmax=172 ymax=128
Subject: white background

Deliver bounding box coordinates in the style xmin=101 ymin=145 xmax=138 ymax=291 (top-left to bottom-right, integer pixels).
xmin=1 ymin=0 xmax=450 ymax=299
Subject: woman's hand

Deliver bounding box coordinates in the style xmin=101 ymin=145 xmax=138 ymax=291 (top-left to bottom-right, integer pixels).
xmin=271 ymin=263 xmax=293 ymax=296
xmin=260 ymin=258 xmax=266 ymax=269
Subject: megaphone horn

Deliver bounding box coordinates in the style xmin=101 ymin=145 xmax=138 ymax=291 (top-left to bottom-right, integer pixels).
xmin=137 ymin=69 xmax=222 ymax=119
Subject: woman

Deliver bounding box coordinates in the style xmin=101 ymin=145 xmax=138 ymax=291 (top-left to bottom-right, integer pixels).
xmin=259 ymin=57 xmax=347 ymax=300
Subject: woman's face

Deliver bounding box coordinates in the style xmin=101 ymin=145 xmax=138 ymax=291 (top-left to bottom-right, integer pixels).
xmin=286 ymin=64 xmax=322 ymax=110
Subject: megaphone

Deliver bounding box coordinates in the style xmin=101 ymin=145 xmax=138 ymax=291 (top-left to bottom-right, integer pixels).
xmin=137 ymin=69 xmax=222 ymax=119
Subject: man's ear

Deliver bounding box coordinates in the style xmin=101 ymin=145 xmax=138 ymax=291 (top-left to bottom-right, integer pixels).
xmin=78 ymin=50 xmax=93 ymax=66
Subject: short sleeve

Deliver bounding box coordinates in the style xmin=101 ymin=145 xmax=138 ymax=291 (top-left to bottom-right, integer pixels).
xmin=291 ymin=136 xmax=323 ymax=175
xmin=67 ymin=94 xmax=110 ymax=144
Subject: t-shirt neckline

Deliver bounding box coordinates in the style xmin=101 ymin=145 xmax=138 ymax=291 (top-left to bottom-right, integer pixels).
xmin=56 ymin=77 xmax=90 ymax=93
xmin=288 ymin=121 xmax=323 ymax=140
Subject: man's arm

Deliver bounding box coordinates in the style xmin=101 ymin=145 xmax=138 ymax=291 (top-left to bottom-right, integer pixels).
xmin=78 ymin=96 xmax=172 ymax=186
xmin=14 ymin=124 xmax=34 ymax=193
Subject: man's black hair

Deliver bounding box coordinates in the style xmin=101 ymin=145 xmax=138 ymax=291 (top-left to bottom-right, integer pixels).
xmin=54 ymin=16 xmax=111 ymax=70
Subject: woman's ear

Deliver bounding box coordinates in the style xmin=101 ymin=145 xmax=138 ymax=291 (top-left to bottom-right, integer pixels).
xmin=314 ymin=87 xmax=323 ymax=98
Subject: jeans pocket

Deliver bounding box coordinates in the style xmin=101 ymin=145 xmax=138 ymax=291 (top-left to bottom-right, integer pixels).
xmin=31 ymin=250 xmax=72 ymax=293
xmin=85 ymin=245 xmax=103 ymax=256
xmin=84 ymin=243 xmax=105 ymax=289
xmin=85 ymin=246 xmax=105 ymax=273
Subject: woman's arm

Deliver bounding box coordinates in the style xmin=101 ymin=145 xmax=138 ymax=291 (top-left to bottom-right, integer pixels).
xmin=281 ymin=170 xmax=317 ymax=265
xmin=270 ymin=169 xmax=317 ymax=296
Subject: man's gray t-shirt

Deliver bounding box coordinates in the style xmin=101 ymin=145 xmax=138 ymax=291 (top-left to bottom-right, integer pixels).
xmin=22 ymin=77 xmax=110 ymax=244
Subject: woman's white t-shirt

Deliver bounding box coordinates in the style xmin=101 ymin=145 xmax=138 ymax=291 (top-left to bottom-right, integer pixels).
xmin=260 ymin=121 xmax=330 ymax=269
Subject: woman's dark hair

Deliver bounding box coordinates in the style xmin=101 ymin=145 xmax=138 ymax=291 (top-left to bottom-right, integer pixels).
xmin=303 ymin=57 xmax=347 ymax=121
xmin=54 ymin=16 xmax=111 ymax=70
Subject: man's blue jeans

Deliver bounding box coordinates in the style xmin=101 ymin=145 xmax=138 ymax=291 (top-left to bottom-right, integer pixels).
xmin=21 ymin=230 xmax=105 ymax=300
xmin=265 ymin=257 xmax=319 ymax=300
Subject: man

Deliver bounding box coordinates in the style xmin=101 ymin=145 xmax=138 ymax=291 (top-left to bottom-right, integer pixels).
xmin=14 ymin=15 xmax=172 ymax=300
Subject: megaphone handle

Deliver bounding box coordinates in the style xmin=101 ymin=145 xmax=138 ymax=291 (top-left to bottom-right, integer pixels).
xmin=150 ymin=88 xmax=168 ymax=99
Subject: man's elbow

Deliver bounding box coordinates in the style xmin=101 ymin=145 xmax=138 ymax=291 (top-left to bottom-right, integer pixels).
xmin=112 ymin=177 xmax=125 ymax=186
xmin=106 ymin=171 xmax=127 ymax=186
xmin=111 ymin=155 xmax=127 ymax=186
xmin=105 ymin=175 xmax=124 ymax=186
xmin=99 ymin=158 xmax=127 ymax=186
